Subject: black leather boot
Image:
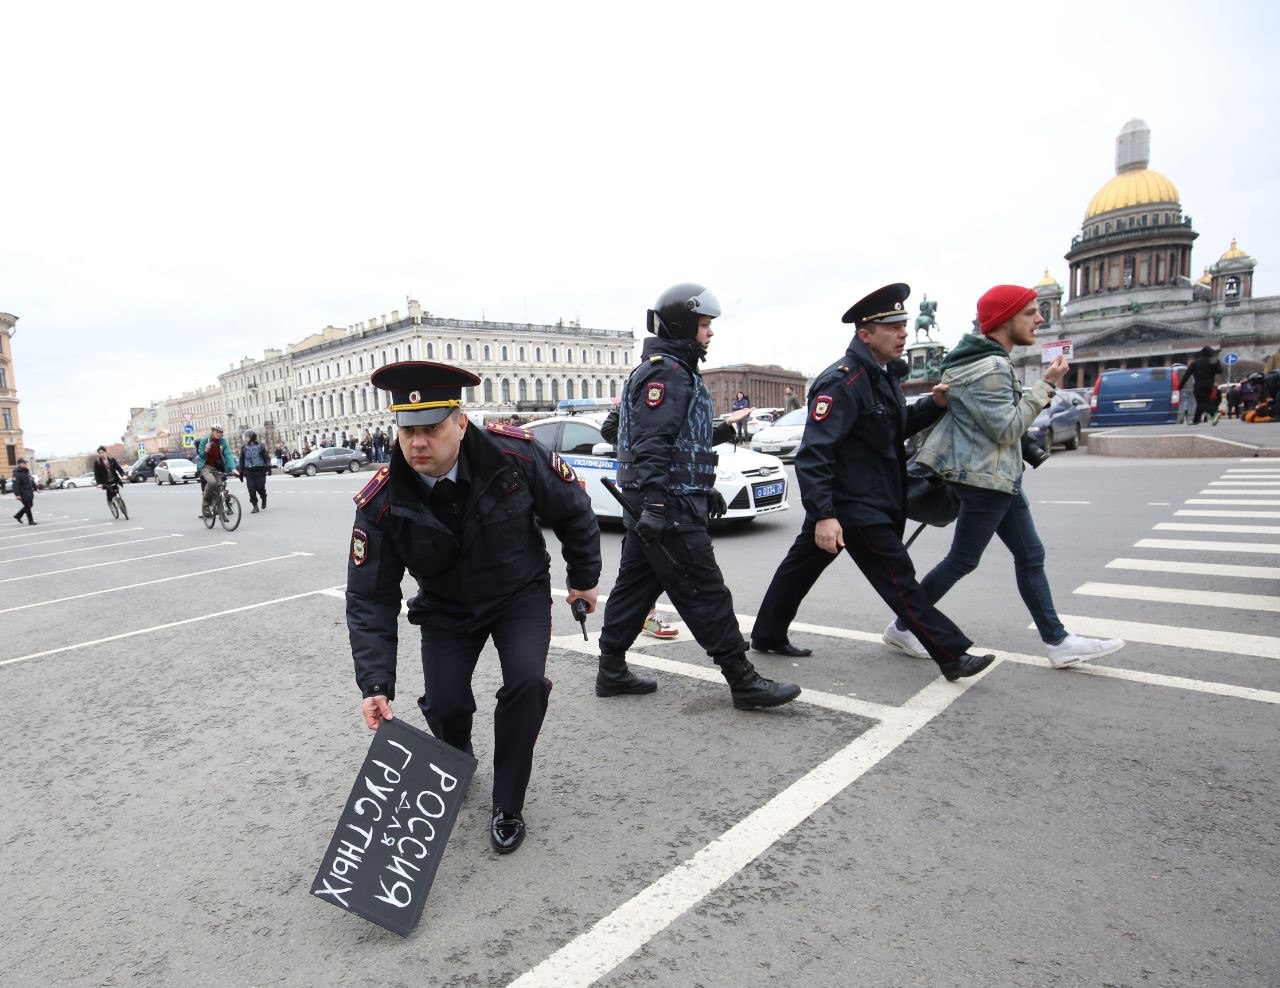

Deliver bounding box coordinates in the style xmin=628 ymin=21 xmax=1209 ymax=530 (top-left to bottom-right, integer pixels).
xmin=596 ymin=653 xmax=657 ymax=697
xmin=720 ymin=656 xmax=801 ymax=710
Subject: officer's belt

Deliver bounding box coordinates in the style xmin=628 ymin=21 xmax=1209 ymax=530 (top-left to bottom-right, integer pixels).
xmin=616 ymin=449 xmax=718 ymax=486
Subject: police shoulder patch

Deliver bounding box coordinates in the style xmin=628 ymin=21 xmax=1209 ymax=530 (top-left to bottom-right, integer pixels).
xmin=351 ymin=526 xmax=369 ymax=566
xmin=550 ymin=450 xmax=577 ymax=483
xmin=352 ymin=465 xmax=390 ymax=508
xmin=487 ymin=422 xmax=534 ymax=441
xmin=649 ymin=354 xmax=664 ymax=363
xmin=812 ymin=394 xmax=835 ymax=422
xmin=645 ymin=382 xmax=666 ymax=408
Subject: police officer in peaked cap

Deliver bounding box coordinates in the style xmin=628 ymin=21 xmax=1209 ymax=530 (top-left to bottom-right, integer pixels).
xmin=346 ymin=361 xmax=601 ymax=854
xmin=750 ymin=283 xmax=995 ymax=681
xmin=594 ymin=283 xmax=801 ymax=709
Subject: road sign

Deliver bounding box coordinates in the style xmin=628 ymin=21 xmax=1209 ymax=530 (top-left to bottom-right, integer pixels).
xmin=182 ymin=435 xmax=195 ymax=448
xmin=182 ymin=412 xmax=193 ymax=424
xmin=183 ymin=423 xmax=195 ymax=435
xmin=1223 ymin=352 xmax=1239 ymax=365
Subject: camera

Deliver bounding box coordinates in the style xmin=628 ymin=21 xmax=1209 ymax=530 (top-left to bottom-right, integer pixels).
xmin=1020 ymin=432 xmax=1050 ymax=469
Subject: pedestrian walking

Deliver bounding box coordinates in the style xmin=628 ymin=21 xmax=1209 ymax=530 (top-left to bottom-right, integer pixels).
xmin=11 ymin=457 xmax=36 ymax=524
xmin=238 ymin=429 xmax=272 ymax=512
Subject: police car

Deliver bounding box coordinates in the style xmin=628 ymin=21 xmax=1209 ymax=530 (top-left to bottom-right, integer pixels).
xmin=524 ymin=413 xmax=790 ymax=523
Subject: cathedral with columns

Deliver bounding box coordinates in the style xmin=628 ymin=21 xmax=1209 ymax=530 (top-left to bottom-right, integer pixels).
xmin=1014 ymin=119 xmax=1278 ymax=387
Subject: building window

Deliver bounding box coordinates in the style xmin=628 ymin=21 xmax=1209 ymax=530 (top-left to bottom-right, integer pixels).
xmin=358 ymin=356 xmax=363 ymax=371
xmin=581 ymin=378 xmax=589 ymax=397
xmin=0 ymin=367 xmax=6 ymax=388
xmin=393 ymin=347 xmax=399 ymax=363
xmin=581 ymin=350 xmax=588 ymax=363
xmin=1123 ymin=255 xmax=1135 ymax=289
xmin=1104 ymin=221 xmax=1111 ymax=233
xmin=610 ymin=379 xmax=618 ymax=398
xmin=406 ymin=344 xmax=412 ymax=360
xmin=519 ymin=346 xmax=526 ymax=361
xmin=501 ymin=346 xmax=509 ymax=361
xmin=465 ymin=344 xmax=473 ymax=359
xmin=427 ymin=343 xmax=434 ymax=359
xmin=596 ymin=350 xmax=602 ymax=364
xmin=535 ymin=379 xmax=544 ymax=401
xmin=518 ymin=379 xmax=528 ymax=401
xmin=484 ymin=380 xmax=494 ymax=403
xmin=566 ymin=379 xmax=575 ymax=399
xmin=551 ymin=379 xmax=560 ymax=401
xmin=535 ymin=347 xmax=542 ymax=361
xmin=501 ymin=379 xmax=511 ymax=403
xmin=347 ymin=360 xmax=352 ymax=374
xmin=1225 ymin=276 xmax=1241 ymax=300
xmin=551 ymin=347 xmax=558 ymax=363
xmin=610 ymin=350 xmax=617 ymax=364
xmin=484 ymin=345 xmax=491 ymax=360
xmin=446 ymin=344 xmax=454 ymax=359
xmin=381 ymin=350 xmax=387 ymax=365
xmin=595 ymin=379 xmax=604 ymax=398
xmin=2 ymin=409 xmax=10 ymax=430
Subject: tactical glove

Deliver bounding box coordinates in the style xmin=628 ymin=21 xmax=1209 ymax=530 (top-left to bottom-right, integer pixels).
xmin=635 ymin=500 xmax=667 ymax=544
xmin=708 ymin=489 xmax=728 ymax=519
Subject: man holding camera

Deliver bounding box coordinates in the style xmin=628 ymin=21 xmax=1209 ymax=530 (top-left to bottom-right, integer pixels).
xmin=902 ymin=284 xmax=1124 ymax=667
xmin=751 ymin=284 xmax=995 ymax=682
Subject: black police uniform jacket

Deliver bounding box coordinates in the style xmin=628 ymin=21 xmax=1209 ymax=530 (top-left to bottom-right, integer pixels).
xmin=11 ymin=465 xmax=35 ymax=499
xmin=615 ymin=336 xmax=737 ymax=525
xmin=795 ymin=338 xmax=944 ymax=532
xmin=345 ymin=422 xmax=601 ymax=699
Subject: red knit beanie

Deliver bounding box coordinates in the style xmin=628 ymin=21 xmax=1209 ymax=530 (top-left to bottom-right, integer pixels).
xmin=977 ymin=284 xmax=1038 ymax=334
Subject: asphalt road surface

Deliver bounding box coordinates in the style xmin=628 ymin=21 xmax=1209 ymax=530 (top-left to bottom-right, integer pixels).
xmin=2 ymin=451 xmax=1276 ymax=987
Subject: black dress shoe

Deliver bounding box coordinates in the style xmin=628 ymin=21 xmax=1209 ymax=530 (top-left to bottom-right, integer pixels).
xmin=940 ymin=652 xmax=996 ymax=682
xmin=490 ymin=807 xmax=525 ymax=854
xmin=750 ymin=637 xmax=812 ymax=657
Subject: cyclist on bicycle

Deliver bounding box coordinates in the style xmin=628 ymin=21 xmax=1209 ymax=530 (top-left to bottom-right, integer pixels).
xmin=195 ymin=424 xmax=239 ymax=519
xmin=92 ymin=445 xmax=127 ymax=507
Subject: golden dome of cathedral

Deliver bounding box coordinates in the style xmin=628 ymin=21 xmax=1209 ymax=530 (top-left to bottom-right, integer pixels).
xmin=1084 ymin=169 xmax=1180 ymax=220
xmin=1219 ymin=238 xmax=1248 ymax=260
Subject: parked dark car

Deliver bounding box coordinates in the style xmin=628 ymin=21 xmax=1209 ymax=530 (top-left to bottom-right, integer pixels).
xmin=1089 ymin=367 xmax=1183 ymax=426
xmin=1028 ymin=392 xmax=1086 ymax=450
xmin=284 ymin=447 xmax=368 ymax=477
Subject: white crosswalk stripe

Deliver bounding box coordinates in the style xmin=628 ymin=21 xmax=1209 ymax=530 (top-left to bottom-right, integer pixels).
xmin=1075 ymin=582 xmax=1280 ymax=614
xmin=1134 ymin=538 xmax=1280 ymax=554
xmin=1155 ymin=522 xmax=1280 ymax=534
xmin=1175 ymin=509 xmax=1280 ymax=519
xmin=1106 ymin=558 xmax=1280 ymax=580
xmin=1185 ymin=499 xmax=1280 ymax=505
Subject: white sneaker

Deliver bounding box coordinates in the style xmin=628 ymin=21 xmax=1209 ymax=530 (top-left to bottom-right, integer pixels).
xmin=1046 ymin=633 xmax=1125 ymax=668
xmin=883 ymin=620 xmax=929 ymax=659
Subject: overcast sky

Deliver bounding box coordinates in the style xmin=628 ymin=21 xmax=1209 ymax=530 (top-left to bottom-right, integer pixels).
xmin=5 ymin=1 xmax=1278 ymax=456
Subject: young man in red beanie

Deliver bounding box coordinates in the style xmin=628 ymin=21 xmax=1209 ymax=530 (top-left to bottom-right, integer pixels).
xmin=899 ymin=285 xmax=1124 ymax=667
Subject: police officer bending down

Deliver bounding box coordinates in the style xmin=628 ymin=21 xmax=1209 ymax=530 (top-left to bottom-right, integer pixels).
xmin=595 ymin=283 xmax=800 ymax=709
xmin=346 ymin=362 xmax=601 ymax=855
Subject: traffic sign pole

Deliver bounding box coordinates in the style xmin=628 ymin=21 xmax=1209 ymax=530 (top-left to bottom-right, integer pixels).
xmin=1223 ymin=352 xmax=1239 ymax=384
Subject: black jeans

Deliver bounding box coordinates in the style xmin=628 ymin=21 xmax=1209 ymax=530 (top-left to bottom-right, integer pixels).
xmin=244 ymin=469 xmax=267 ymax=507
xmin=14 ymin=496 xmax=34 ymax=523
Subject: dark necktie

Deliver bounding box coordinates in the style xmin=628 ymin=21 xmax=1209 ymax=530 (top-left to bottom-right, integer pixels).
xmin=431 ymin=478 xmax=464 ymax=534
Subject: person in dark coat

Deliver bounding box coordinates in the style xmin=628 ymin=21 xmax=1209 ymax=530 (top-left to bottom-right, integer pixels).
xmin=750 ymin=284 xmax=994 ymax=682
xmin=237 ymin=430 xmax=272 ymax=513
xmin=593 ymin=283 xmax=800 ymax=710
xmin=92 ymin=446 xmax=127 ymax=509
xmin=11 ymin=458 xmax=36 ymax=524
xmin=347 ymin=361 xmax=601 ymax=855
xmin=1182 ymin=346 xmax=1223 ymax=424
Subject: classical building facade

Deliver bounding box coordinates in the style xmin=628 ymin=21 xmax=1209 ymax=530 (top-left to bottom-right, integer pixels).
xmin=219 ymin=348 xmax=292 ymax=451
xmin=123 ymin=404 xmax=170 ymax=457
xmin=1014 ymin=119 xmax=1279 ymax=387
xmin=286 ymin=300 xmax=635 ymax=449
xmin=161 ymin=386 xmax=224 ymax=451
xmin=0 ymin=311 xmax=28 ymax=467
xmin=701 ymin=364 xmax=808 ymax=416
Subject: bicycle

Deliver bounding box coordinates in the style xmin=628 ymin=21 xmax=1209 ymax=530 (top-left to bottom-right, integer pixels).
xmin=104 ymin=483 xmax=129 ymax=520
xmin=201 ymin=472 xmax=242 ymax=532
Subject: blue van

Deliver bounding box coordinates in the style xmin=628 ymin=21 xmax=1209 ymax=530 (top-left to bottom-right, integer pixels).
xmin=1089 ymin=367 xmax=1183 ymax=426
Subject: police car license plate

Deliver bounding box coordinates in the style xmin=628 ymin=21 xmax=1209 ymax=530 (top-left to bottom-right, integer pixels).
xmin=754 ymin=481 xmax=785 ymax=499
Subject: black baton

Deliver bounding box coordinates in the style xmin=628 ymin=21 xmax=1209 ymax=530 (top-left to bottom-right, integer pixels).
xmin=600 ymin=477 xmax=684 ymax=574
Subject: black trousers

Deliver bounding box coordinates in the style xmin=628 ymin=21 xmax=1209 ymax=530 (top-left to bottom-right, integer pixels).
xmin=1192 ymin=389 xmax=1217 ymax=423
xmin=752 ymin=514 xmax=972 ymax=668
xmin=244 ymin=468 xmax=268 ymax=507
xmin=416 ymin=582 xmax=552 ymax=814
xmin=14 ymin=496 xmax=34 ymax=523
xmin=598 ymin=524 xmax=748 ymax=667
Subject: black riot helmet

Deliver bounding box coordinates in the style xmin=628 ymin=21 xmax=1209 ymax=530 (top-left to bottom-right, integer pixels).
xmin=243 ymin=430 xmax=257 ymax=442
xmin=646 ymin=283 xmax=721 ymax=341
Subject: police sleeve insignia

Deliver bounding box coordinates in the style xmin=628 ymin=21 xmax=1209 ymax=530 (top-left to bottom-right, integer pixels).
xmin=812 ymin=394 xmax=834 ymax=422
xmin=351 ymin=526 xmax=368 ymax=566
xmin=550 ymin=451 xmax=577 ymax=483
xmin=645 ymin=382 xmax=665 ymax=408
xmin=353 ymin=465 xmax=391 ymax=507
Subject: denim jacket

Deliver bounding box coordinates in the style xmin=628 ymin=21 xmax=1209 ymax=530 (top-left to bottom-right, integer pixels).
xmin=915 ymin=351 xmax=1055 ymax=495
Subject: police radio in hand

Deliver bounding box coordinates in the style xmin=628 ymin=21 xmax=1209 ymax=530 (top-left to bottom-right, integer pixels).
xmin=570 ymin=598 xmax=589 ymax=640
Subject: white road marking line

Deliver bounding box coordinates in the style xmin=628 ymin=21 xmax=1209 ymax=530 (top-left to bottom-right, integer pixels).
xmin=0 ymin=527 xmax=145 ymax=552
xmin=0 ymin=521 xmax=111 ymax=541
xmin=1051 ymin=613 xmax=1280 ymax=660
xmin=507 ymin=672 xmax=987 ymax=988
xmin=1038 ymin=500 xmax=1091 ymax=504
xmin=1225 ymin=471 xmax=1280 ymax=475
xmin=1155 ymin=522 xmax=1280 ymax=534
xmin=1147 ymin=502 xmax=1172 ymax=506
xmin=549 ymin=633 xmax=904 ymax=724
xmin=1107 ymin=558 xmax=1280 ymax=580
xmin=1135 ymin=538 xmax=1280 ymax=555
xmin=1198 ymin=489 xmax=1280 ymax=495
xmin=1076 ymin=581 xmax=1280 ymax=613
xmin=0 ymin=552 xmax=315 ymax=614
xmin=0 ymin=543 xmax=233 ymax=584
xmin=1175 ymin=509 xmax=1280 ymax=519
xmin=0 ymin=534 xmax=183 ymax=563
xmin=0 ymin=587 xmax=336 ymax=668
xmin=996 ymin=650 xmax=1280 ymax=705
xmin=1207 ymin=480 xmax=1280 ymax=486
xmin=1185 ymin=499 xmax=1280 ymax=506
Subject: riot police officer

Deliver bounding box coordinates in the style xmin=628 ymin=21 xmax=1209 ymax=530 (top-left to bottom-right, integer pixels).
xmin=595 ymin=283 xmax=800 ymax=709
xmin=346 ymin=362 xmax=601 ymax=854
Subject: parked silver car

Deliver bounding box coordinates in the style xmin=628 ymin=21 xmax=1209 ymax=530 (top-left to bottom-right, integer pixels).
xmin=155 ymin=458 xmax=199 ymax=485
xmin=751 ymin=407 xmax=807 ymax=462
xmin=285 ymin=447 xmax=368 ymax=477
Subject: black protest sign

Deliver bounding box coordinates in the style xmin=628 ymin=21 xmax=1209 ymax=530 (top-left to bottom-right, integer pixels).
xmin=311 ymin=717 xmax=477 ymax=936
